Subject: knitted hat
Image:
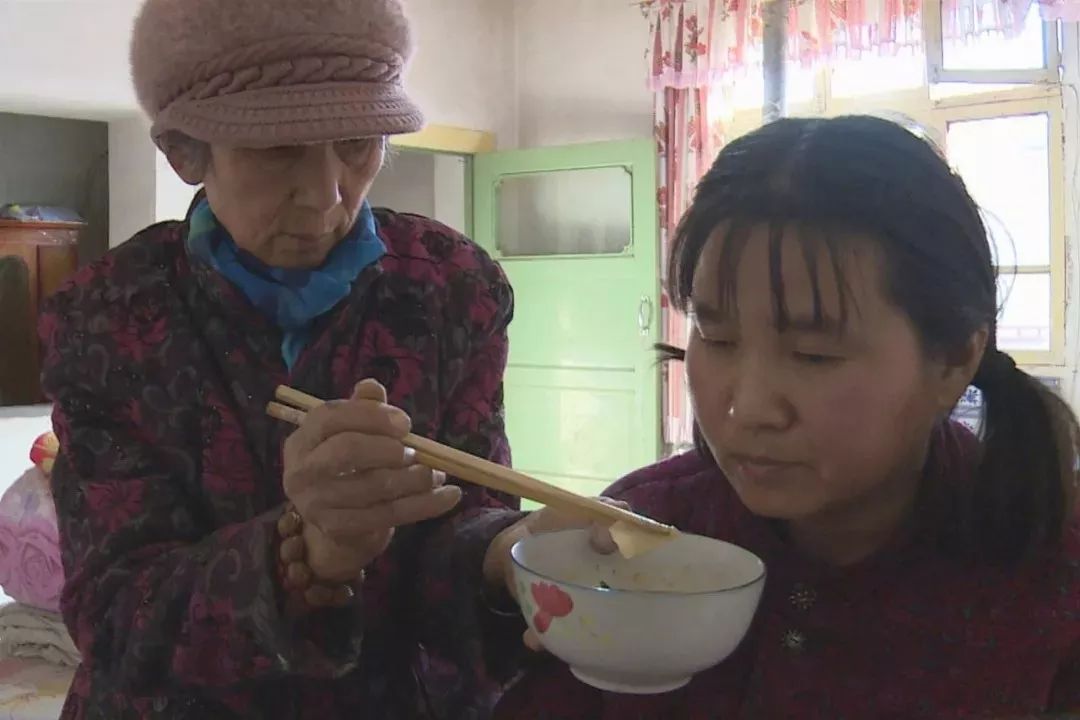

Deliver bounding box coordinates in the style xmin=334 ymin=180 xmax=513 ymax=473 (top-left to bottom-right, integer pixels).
xmin=131 ymin=0 xmax=425 ymax=148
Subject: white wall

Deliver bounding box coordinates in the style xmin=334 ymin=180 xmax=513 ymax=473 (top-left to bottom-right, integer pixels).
xmin=432 ymin=154 xmax=468 ymax=234
xmin=0 ymin=406 xmax=52 ymax=499
xmin=0 ymin=1 xmax=140 ymax=121
xmin=156 ymin=152 xmax=197 ymax=223
xmin=107 ymin=117 xmax=156 ymax=248
xmin=511 ymin=0 xmax=653 ymax=148
xmin=108 ymin=116 xmax=196 ymax=247
xmin=405 ymin=0 xmax=518 ymax=146
xmin=368 ymin=151 xmax=438 ymax=218
xmin=368 ymin=150 xmax=468 ymax=234
xmin=0 ymin=0 xmax=518 ymax=142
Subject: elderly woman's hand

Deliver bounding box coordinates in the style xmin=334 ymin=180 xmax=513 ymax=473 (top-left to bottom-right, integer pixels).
xmin=282 ymin=379 xmax=462 ymax=583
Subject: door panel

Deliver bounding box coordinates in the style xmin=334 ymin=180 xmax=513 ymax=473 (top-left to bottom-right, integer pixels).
xmin=473 ymin=140 xmax=661 ymax=501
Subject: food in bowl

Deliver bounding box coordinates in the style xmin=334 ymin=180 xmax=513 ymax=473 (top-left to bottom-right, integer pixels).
xmin=511 ymin=528 xmax=765 ymax=695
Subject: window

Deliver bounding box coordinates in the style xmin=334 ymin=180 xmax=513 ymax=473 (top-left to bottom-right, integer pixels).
xmin=729 ymin=65 xmax=818 ymax=110
xmin=830 ymin=51 xmax=925 ymax=97
xmin=719 ymin=8 xmax=1066 ymax=366
xmin=927 ymin=1 xmax=1059 ymax=83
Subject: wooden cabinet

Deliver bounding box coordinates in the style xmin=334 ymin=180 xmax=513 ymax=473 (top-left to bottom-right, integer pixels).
xmin=0 ymin=221 xmax=81 ymax=405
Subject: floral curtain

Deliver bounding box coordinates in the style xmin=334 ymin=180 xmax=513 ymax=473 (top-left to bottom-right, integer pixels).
xmin=641 ymin=0 xmax=1058 ymax=450
xmin=643 ymin=0 xmax=1062 ymax=91
xmin=654 ymin=83 xmax=720 ymax=452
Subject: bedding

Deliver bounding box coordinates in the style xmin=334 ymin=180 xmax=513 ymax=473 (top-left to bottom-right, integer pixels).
xmin=0 ymin=657 xmax=72 ymax=720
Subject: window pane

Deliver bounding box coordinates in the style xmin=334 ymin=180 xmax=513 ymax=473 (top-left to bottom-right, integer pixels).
xmin=729 ymin=65 xmax=816 ymax=110
xmin=930 ymin=82 xmax=1025 ymax=100
xmin=830 ymin=52 xmax=925 ymax=97
xmin=946 ymin=113 xmax=1050 ymax=267
xmin=860 ymin=110 xmax=946 ymax=151
xmin=997 ymin=273 xmax=1051 ymax=352
xmin=496 ymin=167 xmax=633 ymax=257
xmin=942 ymin=5 xmax=1046 ymax=71
xmin=952 ymin=374 xmax=1061 ymax=430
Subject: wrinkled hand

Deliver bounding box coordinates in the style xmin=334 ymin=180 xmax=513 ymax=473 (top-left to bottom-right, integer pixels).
xmin=482 ymin=500 xmax=628 ymax=651
xmin=283 ymin=379 xmax=463 ymax=583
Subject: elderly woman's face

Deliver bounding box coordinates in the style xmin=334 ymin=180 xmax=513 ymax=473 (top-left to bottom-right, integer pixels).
xmin=200 ymin=138 xmax=385 ymax=269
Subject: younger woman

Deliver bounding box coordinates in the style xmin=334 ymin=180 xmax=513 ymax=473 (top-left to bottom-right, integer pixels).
xmin=489 ymin=115 xmax=1080 ymax=719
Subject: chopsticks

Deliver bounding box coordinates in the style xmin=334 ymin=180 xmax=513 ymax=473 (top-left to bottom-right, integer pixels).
xmin=267 ymin=385 xmax=676 ymax=538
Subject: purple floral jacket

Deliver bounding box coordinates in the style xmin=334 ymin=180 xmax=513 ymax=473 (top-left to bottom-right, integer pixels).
xmin=496 ymin=422 xmax=1080 ymax=720
xmin=39 ymin=207 xmax=527 ymax=719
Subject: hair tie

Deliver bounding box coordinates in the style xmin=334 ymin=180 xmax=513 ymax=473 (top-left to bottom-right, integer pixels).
xmin=973 ymin=348 xmax=1017 ymax=389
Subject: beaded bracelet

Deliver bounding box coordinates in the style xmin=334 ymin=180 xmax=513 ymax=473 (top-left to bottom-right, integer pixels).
xmin=276 ymin=503 xmax=361 ymax=609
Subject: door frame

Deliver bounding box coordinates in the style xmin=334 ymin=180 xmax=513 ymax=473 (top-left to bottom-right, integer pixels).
xmin=390 ymin=124 xmax=496 ymax=154
xmin=387 ymin=124 xmax=494 ymax=238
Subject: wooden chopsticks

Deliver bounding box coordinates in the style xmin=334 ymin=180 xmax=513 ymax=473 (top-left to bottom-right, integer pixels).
xmin=266 ymin=385 xmax=675 ymax=538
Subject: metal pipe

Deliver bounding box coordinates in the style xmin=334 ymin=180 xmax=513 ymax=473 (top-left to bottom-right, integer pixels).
xmin=762 ymin=0 xmax=787 ymax=123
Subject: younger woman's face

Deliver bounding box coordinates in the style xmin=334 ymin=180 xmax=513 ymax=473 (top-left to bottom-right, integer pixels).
xmin=686 ymin=225 xmax=975 ymax=531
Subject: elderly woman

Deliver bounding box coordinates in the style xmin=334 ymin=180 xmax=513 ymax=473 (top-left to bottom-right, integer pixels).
xmin=39 ymin=0 xmax=532 ymax=717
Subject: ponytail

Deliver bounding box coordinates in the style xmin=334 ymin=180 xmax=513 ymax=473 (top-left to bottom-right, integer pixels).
xmin=963 ymin=347 xmax=1079 ymax=565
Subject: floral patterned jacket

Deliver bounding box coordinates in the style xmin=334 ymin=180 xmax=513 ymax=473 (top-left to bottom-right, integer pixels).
xmin=40 ymin=208 xmax=527 ymax=719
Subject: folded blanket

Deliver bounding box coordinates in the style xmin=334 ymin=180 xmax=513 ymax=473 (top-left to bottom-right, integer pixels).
xmin=0 ymin=657 xmax=74 ymax=720
xmin=0 ymin=468 xmax=63 ymax=612
xmin=0 ymin=204 xmax=84 ymax=224
xmin=0 ymin=603 xmax=79 ymax=667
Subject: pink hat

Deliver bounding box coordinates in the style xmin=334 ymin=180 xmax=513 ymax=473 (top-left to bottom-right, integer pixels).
xmin=131 ymin=0 xmax=425 ymax=149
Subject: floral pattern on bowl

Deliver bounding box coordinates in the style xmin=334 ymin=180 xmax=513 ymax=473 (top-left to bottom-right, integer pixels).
xmin=529 ymin=582 xmax=574 ymax=633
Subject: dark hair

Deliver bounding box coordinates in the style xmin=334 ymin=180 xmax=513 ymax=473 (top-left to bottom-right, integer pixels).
xmin=664 ymin=115 xmax=1078 ymax=566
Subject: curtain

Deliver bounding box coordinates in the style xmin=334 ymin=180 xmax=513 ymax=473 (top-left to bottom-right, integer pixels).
xmin=650 ymin=2 xmax=726 ymax=452
xmin=641 ymin=0 xmax=1055 ymax=450
xmin=655 ymin=84 xmax=719 ymax=452
xmin=643 ymin=0 xmax=1060 ymax=90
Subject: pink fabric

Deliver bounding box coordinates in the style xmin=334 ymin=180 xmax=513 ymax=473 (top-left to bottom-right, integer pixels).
xmin=0 ymin=469 xmax=63 ymax=613
xmin=641 ymin=0 xmax=1063 ymax=88
xmin=1041 ymin=0 xmax=1080 ymax=20
xmin=655 ymin=81 xmax=717 ymax=451
xmin=131 ymin=0 xmax=424 ymax=148
xmin=652 ymin=2 xmax=722 ymax=450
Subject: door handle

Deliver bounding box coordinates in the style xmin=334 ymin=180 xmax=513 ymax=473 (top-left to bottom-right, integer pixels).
xmin=638 ymin=295 xmax=653 ymax=336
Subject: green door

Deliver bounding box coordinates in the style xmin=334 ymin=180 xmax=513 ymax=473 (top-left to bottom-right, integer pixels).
xmin=473 ymin=140 xmax=661 ymax=500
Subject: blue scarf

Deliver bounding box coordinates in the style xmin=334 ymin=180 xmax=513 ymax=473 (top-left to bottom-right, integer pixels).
xmin=186 ymin=198 xmax=386 ymax=369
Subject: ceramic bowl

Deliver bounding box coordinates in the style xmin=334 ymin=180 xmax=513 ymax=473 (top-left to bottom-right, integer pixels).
xmin=511 ymin=529 xmax=765 ymax=695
